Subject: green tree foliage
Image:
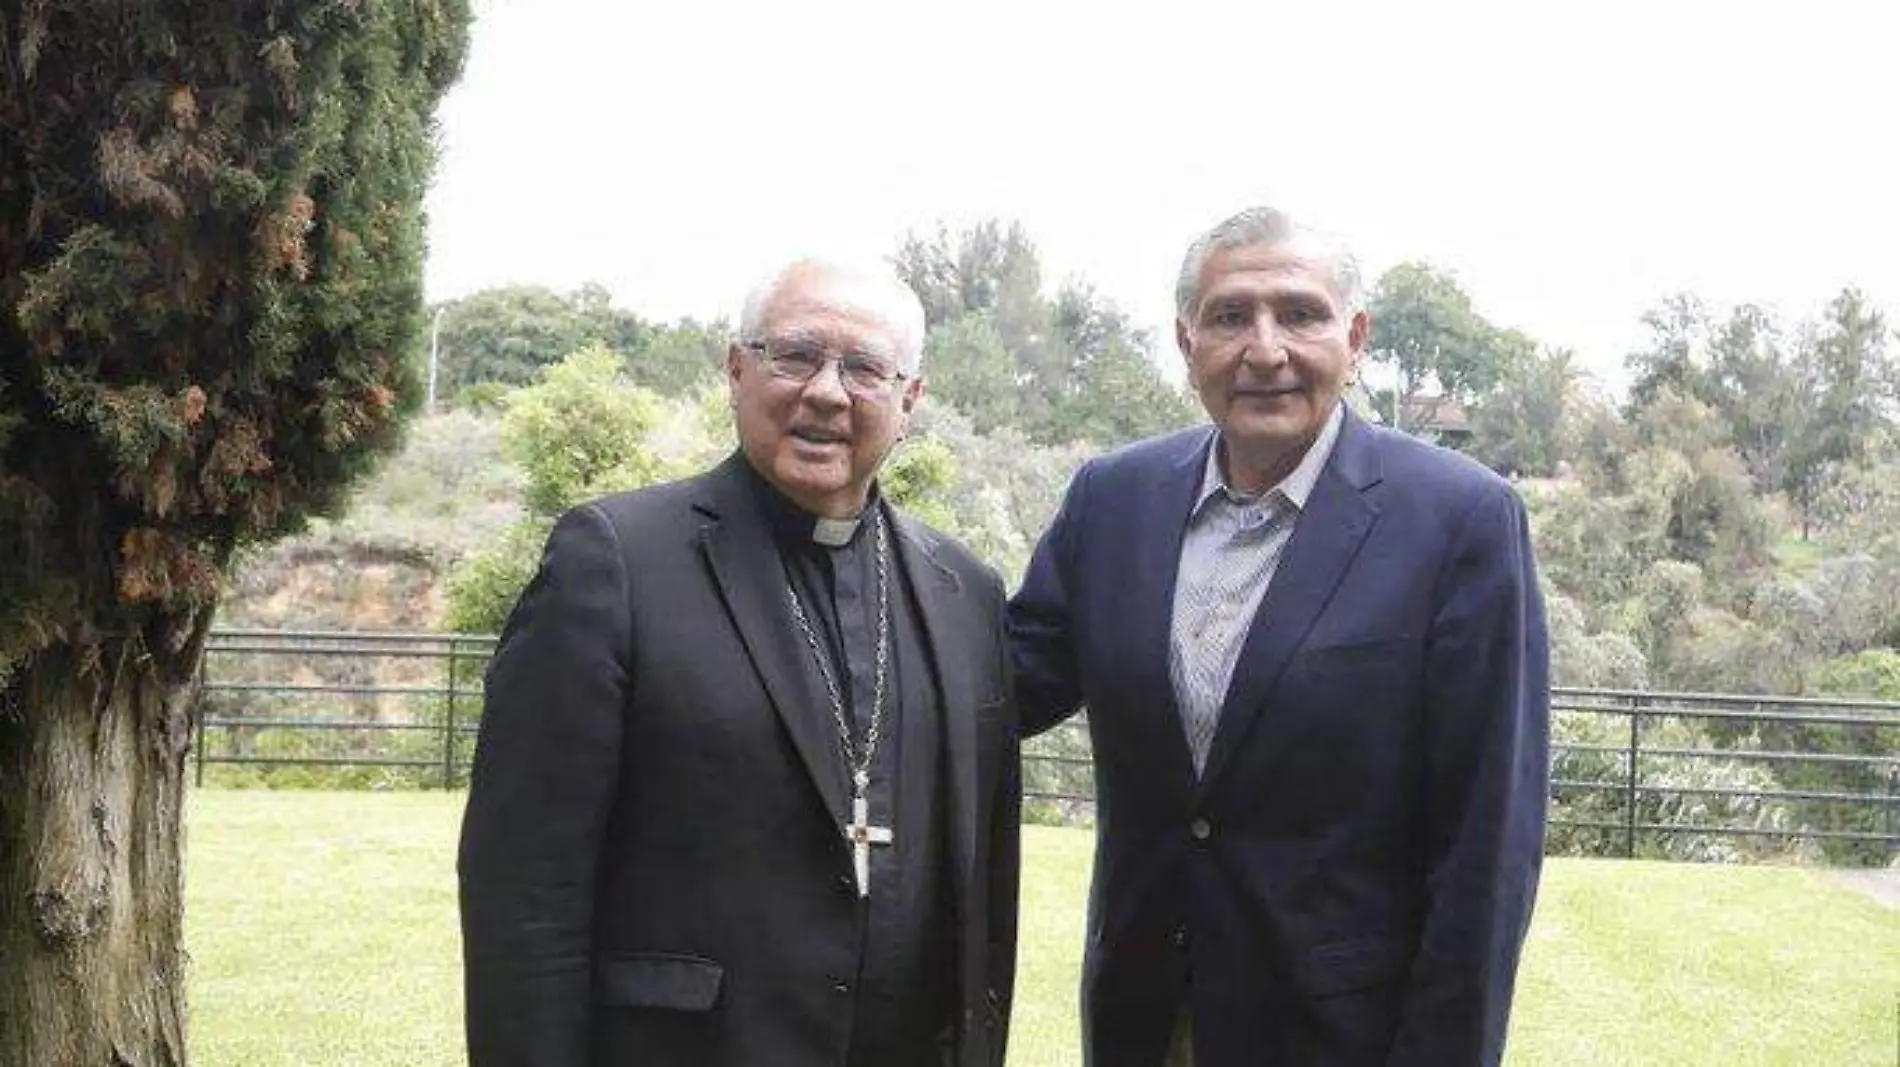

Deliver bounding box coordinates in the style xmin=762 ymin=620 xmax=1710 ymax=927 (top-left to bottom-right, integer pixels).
xmin=1521 ymin=485 xmax=1640 ymax=614
xmin=1617 ymin=560 xmax=1708 ymax=682
xmin=442 ymin=518 xmax=556 ymax=642
xmin=431 ymin=283 xmax=723 ymax=401
xmin=1812 ymin=649 xmax=1900 ymax=701
xmin=1471 ymin=346 xmax=1588 ymax=477
xmin=1782 ymin=290 xmax=1891 ymax=535
xmin=921 ymin=313 xmax=1021 ymax=434
xmin=1623 ymin=390 xmax=1777 ymax=581
xmin=1039 ymin=283 xmax=1199 ymax=444
xmin=893 ymin=219 xmax=1043 ymax=334
xmin=1366 ymin=262 xmax=1519 ymax=403
xmin=1785 ymin=554 xmax=1900 ymax=662
xmin=1621 ymin=291 xmax=1895 ymax=537
xmin=0 ymin=3 xmax=469 ymax=1062
xmin=499 ymin=346 xmax=668 ymax=516
xmin=1569 ymin=393 xmax=1638 ymax=487
xmin=1816 ymin=425 xmax=1900 ymax=570
xmin=632 ymin=317 xmax=728 ymax=397
xmin=1525 ymin=392 xmax=1777 ymax=634
xmin=444 ymin=348 xmax=669 ymax=634
xmin=1701 ymin=303 xmax=1798 ymax=490
xmin=1773 ymin=650 xmax=1900 ymax=864
xmin=431 ymin=284 xmax=612 ymax=395
xmin=254 ymin=407 xmax=522 ymax=566
xmin=880 ymin=436 xmax=960 ymax=533
xmin=1531 ymin=301 xmax=1898 ymax=865
xmin=904 ymin=404 xmax=1091 ymax=586
xmin=1545 ymin=589 xmax=1649 ymax=688
xmin=895 ymin=221 xmax=1198 ymax=447
xmin=1625 ymin=293 xmax=1712 ymax=412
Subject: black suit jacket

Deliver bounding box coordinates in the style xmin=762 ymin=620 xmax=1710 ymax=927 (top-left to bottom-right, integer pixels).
xmin=459 ymin=453 xmax=1021 ymax=1067
xmin=1009 ymin=407 xmax=1549 ymax=1067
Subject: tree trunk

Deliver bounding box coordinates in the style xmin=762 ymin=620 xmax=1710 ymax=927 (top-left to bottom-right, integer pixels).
xmin=0 ymin=638 xmax=197 ymax=1067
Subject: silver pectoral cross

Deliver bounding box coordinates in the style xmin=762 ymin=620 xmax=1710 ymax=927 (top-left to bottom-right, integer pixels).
xmin=842 ymin=788 xmax=893 ymax=899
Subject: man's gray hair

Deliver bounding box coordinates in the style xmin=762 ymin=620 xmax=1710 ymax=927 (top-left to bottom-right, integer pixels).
xmin=737 ymin=258 xmax=928 ymax=375
xmin=1174 ymin=206 xmax=1364 ymax=320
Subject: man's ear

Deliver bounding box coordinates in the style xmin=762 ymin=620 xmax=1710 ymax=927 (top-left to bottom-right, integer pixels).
xmin=899 ymin=374 xmax=926 ymax=418
xmin=1348 ymin=309 xmax=1371 ymax=358
xmin=1176 ymin=317 xmax=1201 ymax=388
xmin=726 ymin=343 xmax=746 ymax=407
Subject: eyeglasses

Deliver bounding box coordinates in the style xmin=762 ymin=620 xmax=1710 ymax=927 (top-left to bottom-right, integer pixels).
xmin=742 ymin=339 xmax=908 ymax=398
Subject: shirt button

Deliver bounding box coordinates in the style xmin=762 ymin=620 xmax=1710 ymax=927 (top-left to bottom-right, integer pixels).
xmin=1190 ymin=817 xmax=1212 ymax=841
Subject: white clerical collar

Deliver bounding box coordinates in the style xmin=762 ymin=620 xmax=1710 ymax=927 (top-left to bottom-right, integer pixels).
xmin=811 ymin=515 xmax=859 ymax=547
xmin=738 ymin=455 xmax=878 ymax=550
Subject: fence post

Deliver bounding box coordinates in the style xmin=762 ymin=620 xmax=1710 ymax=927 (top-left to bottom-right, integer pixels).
xmin=1624 ymin=697 xmax=1644 ymax=859
xmin=443 ymin=636 xmax=459 ymax=790
xmin=1887 ymin=768 xmax=1898 ymax=867
xmin=194 ymin=646 xmax=209 ymax=788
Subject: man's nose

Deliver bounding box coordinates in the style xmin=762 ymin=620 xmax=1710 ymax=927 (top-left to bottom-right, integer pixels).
xmin=800 ymin=357 xmax=852 ymax=406
xmin=1241 ymin=315 xmax=1289 ymax=367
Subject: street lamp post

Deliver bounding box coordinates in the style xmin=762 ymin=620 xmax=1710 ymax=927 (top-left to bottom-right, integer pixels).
xmin=427 ymin=305 xmax=444 ymax=414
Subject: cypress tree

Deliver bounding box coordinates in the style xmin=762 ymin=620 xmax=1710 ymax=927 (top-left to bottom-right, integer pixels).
xmin=0 ymin=4 xmax=470 ymax=1062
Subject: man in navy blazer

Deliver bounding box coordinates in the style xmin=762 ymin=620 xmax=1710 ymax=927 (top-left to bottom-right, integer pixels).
xmin=1009 ymin=206 xmax=1550 ymax=1067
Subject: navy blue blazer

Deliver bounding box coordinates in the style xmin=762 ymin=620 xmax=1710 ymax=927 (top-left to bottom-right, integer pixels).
xmin=1009 ymin=405 xmax=1549 ymax=1067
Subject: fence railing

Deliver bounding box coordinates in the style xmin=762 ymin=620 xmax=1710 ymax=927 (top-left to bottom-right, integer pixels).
xmin=194 ymin=628 xmax=494 ymax=789
xmin=190 ymin=629 xmax=1900 ymax=865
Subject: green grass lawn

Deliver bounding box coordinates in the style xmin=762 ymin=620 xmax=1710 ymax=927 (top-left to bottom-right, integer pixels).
xmin=185 ymin=790 xmax=1899 ymax=1066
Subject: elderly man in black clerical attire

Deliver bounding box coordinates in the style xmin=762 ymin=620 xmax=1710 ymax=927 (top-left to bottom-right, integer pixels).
xmin=458 ymin=258 xmax=1021 ymax=1067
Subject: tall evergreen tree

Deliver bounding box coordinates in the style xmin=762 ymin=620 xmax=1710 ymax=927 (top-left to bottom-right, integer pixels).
xmin=0 ymin=4 xmax=469 ymax=1063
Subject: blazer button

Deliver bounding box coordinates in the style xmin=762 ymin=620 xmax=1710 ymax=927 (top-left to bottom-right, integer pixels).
xmin=1171 ymin=925 xmax=1189 ymax=949
xmin=831 ymin=978 xmax=851 ymax=995
xmin=1189 ymin=817 xmax=1212 ymax=841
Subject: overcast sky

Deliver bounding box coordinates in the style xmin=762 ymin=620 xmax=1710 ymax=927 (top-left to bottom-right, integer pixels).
xmin=420 ymin=0 xmax=1899 ymax=395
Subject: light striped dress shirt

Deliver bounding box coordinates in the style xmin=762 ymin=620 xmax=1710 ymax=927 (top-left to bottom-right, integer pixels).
xmin=1170 ymin=403 xmax=1346 ymax=775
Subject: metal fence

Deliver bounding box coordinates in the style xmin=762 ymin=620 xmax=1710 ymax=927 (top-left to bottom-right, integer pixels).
xmin=191 ymin=630 xmax=1900 ymax=865
xmin=194 ymin=628 xmax=494 ymax=789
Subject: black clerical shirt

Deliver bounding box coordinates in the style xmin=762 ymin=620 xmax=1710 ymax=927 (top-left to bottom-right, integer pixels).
xmin=743 ymin=465 xmax=954 ymax=1067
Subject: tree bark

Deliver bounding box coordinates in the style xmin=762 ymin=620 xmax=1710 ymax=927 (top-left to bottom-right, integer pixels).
xmin=0 ymin=638 xmax=197 ymax=1067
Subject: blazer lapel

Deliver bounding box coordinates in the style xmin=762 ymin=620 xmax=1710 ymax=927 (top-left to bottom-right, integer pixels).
xmin=887 ymin=507 xmax=978 ymax=893
xmin=1134 ymin=430 xmax=1218 ymax=791
xmin=696 ymin=456 xmax=850 ymax=826
xmin=1195 ymin=411 xmax=1383 ymax=797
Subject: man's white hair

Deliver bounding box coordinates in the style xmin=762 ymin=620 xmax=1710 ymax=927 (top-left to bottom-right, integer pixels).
xmin=1174 ymin=206 xmax=1364 ymax=320
xmin=736 ymin=257 xmax=928 ymax=375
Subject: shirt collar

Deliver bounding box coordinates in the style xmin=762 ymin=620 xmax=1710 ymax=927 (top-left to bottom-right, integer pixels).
xmin=1190 ymin=401 xmax=1346 ymax=521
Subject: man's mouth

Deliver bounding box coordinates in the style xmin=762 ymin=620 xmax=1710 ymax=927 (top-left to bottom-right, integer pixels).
xmin=1233 ymin=385 xmax=1302 ymax=400
xmin=790 ymin=427 xmax=849 ymax=446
